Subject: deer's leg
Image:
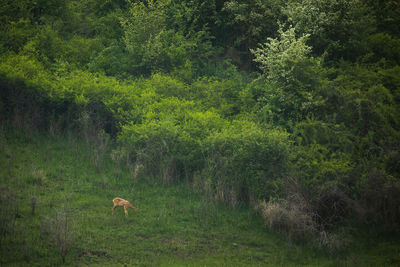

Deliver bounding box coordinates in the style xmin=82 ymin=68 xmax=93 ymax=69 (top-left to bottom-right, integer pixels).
xmin=112 ymin=205 xmax=116 ymax=215
xmin=124 ymin=206 xmax=128 ymax=216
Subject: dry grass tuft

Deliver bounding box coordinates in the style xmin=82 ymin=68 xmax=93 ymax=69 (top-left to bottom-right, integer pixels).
xmin=258 ymin=194 xmax=318 ymax=240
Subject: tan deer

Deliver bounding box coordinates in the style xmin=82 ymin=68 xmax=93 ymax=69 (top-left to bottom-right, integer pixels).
xmin=112 ymin=197 xmax=138 ymax=216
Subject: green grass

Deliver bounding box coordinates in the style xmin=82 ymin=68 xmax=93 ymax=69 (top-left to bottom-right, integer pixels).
xmin=1 ymin=131 xmax=399 ymax=266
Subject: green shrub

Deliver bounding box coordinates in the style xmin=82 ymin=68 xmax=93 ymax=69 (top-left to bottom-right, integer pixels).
xmin=202 ymin=120 xmax=291 ymax=204
xmin=115 ymin=100 xmax=224 ymax=182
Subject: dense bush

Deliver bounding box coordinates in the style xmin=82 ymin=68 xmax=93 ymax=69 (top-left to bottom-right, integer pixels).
xmin=202 ymin=121 xmax=290 ymax=204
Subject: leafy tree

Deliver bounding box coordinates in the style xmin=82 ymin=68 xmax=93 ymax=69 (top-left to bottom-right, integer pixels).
xmin=88 ymin=40 xmax=131 ymax=78
xmin=22 ymin=26 xmax=65 ymax=66
xmin=250 ymin=25 xmax=325 ymax=126
xmin=1 ymin=19 xmax=36 ymax=52
xmin=367 ymin=33 xmax=400 ymax=65
xmin=365 ymin=0 xmax=400 ymax=35
xmin=283 ymin=0 xmax=375 ymax=61
xmin=220 ymin=0 xmax=284 ymax=68
xmin=121 ymin=0 xmax=214 ymax=77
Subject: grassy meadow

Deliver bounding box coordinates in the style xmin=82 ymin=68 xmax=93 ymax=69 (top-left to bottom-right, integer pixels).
xmin=0 ymin=130 xmax=399 ymax=266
